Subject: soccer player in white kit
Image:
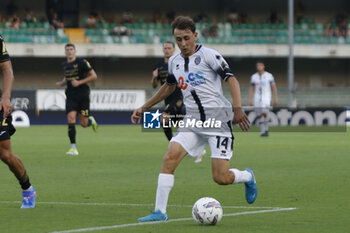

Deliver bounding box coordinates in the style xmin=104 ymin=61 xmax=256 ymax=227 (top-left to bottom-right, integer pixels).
xmin=249 ymin=61 xmax=278 ymax=137
xmin=131 ymin=16 xmax=257 ymax=222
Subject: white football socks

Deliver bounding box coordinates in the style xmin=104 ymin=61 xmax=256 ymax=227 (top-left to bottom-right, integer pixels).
xmin=71 ymin=143 xmax=77 ymax=150
xmin=155 ymin=173 xmax=174 ymax=214
xmin=230 ymin=169 xmax=252 ymax=184
xmin=23 ymin=185 xmax=33 ymax=192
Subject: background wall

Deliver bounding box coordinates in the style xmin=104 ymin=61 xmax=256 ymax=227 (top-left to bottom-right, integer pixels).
xmin=10 ymin=57 xmax=350 ymax=89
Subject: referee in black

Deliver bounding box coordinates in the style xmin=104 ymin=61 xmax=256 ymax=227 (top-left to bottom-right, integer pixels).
xmin=56 ymin=43 xmax=98 ymax=156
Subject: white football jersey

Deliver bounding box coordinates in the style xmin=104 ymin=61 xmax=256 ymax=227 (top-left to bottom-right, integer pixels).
xmin=166 ymin=45 xmax=234 ymax=134
xmin=250 ymin=71 xmax=275 ymax=107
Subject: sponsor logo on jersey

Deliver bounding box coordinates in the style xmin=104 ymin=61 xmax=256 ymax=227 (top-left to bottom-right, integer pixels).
xmin=179 ymin=72 xmax=206 ymax=90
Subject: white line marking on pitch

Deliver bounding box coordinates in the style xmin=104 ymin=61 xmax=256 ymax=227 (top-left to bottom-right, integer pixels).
xmin=48 ymin=208 xmax=297 ymax=233
xmin=0 ymin=201 xmax=280 ymax=209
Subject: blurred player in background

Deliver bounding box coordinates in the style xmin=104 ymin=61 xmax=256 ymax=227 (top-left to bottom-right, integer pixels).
xmin=151 ymin=41 xmax=184 ymax=141
xmin=0 ymin=35 xmax=36 ymax=208
xmin=132 ymin=16 xmax=257 ymax=222
xmin=249 ymin=61 xmax=278 ymax=137
xmin=56 ymin=43 xmax=98 ymax=156
xmin=151 ymin=41 xmax=205 ymax=163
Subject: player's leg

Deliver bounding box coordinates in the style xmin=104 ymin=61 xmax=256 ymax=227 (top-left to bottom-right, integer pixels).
xmin=256 ymin=109 xmax=267 ymax=136
xmin=138 ymin=131 xmax=204 ymax=222
xmin=209 ymin=135 xmax=257 ymax=204
xmin=78 ymin=95 xmax=98 ymax=132
xmin=259 ymin=112 xmax=268 ymax=136
xmin=0 ymin=139 xmax=36 ymax=208
xmin=161 ymin=100 xmax=184 ymax=141
xmin=161 ymin=112 xmax=173 ymax=141
xmin=263 ymin=108 xmax=269 ymax=136
xmin=138 ymin=142 xmax=187 ymax=222
xmin=194 ymin=148 xmax=206 ymax=163
xmin=66 ymin=110 xmax=79 ymax=155
xmin=211 ymin=158 xmax=257 ymax=204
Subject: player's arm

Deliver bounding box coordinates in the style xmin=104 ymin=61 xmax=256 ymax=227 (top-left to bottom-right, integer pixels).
xmin=72 ymin=69 xmax=97 ymax=87
xmin=0 ymin=60 xmax=14 ymax=117
xmin=151 ymin=68 xmax=158 ymax=88
xmin=56 ymin=77 xmax=67 ymax=88
xmin=226 ymin=76 xmax=250 ymax=131
xmin=271 ymin=83 xmax=278 ymax=106
xmin=131 ymin=83 xmax=176 ymax=124
xmin=206 ymin=51 xmax=250 ymax=131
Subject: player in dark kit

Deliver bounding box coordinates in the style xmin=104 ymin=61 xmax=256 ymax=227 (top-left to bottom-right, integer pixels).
xmin=151 ymin=41 xmax=205 ymax=163
xmin=56 ymin=43 xmax=98 ymax=156
xmin=151 ymin=41 xmax=184 ymax=141
xmin=0 ymin=35 xmax=36 ymax=208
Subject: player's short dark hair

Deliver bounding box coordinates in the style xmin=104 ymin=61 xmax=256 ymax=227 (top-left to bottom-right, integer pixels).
xmin=163 ymin=41 xmax=175 ymax=47
xmin=256 ymin=60 xmax=264 ymax=65
xmin=171 ymin=16 xmax=196 ymax=34
xmin=65 ymin=43 xmax=76 ymax=49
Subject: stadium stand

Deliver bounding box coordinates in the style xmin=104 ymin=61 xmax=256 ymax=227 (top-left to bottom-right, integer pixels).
xmin=0 ymin=0 xmax=349 ymax=109
xmin=1 ymin=15 xmax=350 ymax=44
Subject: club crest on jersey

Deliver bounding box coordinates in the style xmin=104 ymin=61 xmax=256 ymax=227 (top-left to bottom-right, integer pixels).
xmin=179 ymin=71 xmax=206 ymax=90
xmin=194 ymin=56 xmax=201 ymax=65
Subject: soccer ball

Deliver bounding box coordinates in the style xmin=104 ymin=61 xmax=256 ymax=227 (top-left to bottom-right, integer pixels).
xmin=192 ymin=197 xmax=223 ymax=225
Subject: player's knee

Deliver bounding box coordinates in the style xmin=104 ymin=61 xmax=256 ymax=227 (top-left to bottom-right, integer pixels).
xmin=162 ymin=151 xmax=179 ymax=173
xmin=163 ymin=153 xmax=174 ymax=165
xmin=68 ymin=118 xmax=76 ymax=124
xmin=0 ymin=150 xmax=13 ymax=165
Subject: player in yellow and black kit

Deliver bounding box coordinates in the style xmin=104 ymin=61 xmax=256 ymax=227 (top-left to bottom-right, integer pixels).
xmin=56 ymin=43 xmax=98 ymax=156
xmin=0 ymin=35 xmax=36 ymax=208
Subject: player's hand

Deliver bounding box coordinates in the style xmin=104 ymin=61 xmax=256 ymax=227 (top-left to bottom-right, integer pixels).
xmin=71 ymin=79 xmax=80 ymax=87
xmin=56 ymin=81 xmax=63 ymax=88
xmin=152 ymin=68 xmax=158 ymax=78
xmin=0 ymin=97 xmax=12 ymax=118
xmin=249 ymin=99 xmax=253 ymax=106
xmin=273 ymin=98 xmax=278 ymax=106
xmin=131 ymin=107 xmax=144 ymax=124
xmin=233 ymin=107 xmax=250 ymax=131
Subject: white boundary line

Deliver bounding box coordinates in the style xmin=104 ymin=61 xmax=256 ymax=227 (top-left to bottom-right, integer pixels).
xmin=0 ymin=201 xmax=283 ymax=209
xmin=49 ymin=208 xmax=297 ymax=233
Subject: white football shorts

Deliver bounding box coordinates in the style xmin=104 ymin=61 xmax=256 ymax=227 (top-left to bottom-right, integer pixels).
xmin=170 ymin=131 xmax=234 ymax=160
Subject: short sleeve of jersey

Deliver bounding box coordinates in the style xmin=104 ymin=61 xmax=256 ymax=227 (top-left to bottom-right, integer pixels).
xmin=0 ymin=36 xmax=10 ymax=63
xmin=165 ymin=56 xmax=177 ymax=86
xmin=205 ymin=49 xmax=234 ymax=81
xmin=80 ymin=59 xmax=93 ymax=73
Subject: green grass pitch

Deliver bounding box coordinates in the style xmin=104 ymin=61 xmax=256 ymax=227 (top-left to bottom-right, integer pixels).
xmin=0 ymin=125 xmax=349 ymax=233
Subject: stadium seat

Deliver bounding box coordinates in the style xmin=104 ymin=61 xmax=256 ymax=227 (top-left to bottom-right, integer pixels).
xmin=20 ymin=22 xmax=27 ymax=29
xmin=43 ymin=22 xmax=51 ymax=29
